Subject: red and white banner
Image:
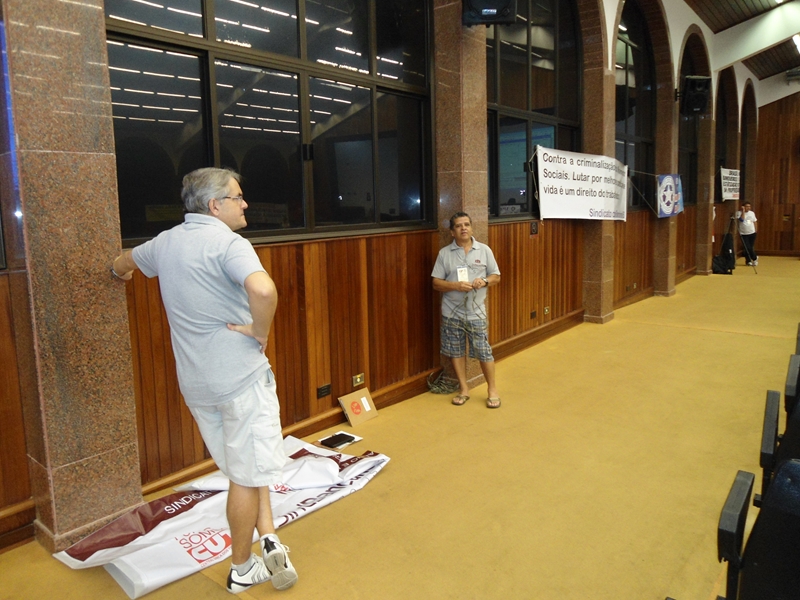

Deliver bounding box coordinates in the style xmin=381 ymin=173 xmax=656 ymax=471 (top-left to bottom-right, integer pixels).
xmin=54 ymin=436 xmax=389 ymax=598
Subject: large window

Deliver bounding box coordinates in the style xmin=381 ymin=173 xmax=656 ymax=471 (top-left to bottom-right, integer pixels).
xmin=677 ymin=54 xmax=698 ymax=207
xmin=615 ymin=0 xmax=655 ymax=211
xmin=106 ymin=0 xmax=430 ymax=242
xmin=486 ymin=0 xmax=580 ymax=219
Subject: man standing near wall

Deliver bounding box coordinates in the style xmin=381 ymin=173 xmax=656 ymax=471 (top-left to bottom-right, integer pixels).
xmin=737 ymin=202 xmax=758 ymax=266
xmin=110 ymin=168 xmax=297 ymax=594
xmin=432 ymin=212 xmax=502 ymax=408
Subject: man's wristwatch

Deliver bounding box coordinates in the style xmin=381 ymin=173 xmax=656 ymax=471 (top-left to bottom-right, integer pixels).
xmin=481 ymin=277 xmax=488 ymax=286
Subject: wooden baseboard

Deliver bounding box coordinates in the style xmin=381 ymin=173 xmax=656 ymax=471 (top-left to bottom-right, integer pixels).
xmin=0 ymin=500 xmax=36 ymax=552
xmin=492 ymin=309 xmax=584 ymax=362
xmin=614 ymin=288 xmax=654 ymax=310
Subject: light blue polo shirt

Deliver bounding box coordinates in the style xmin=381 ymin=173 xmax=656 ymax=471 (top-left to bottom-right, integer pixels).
xmin=132 ymin=213 xmax=270 ymax=406
xmin=431 ymin=237 xmax=500 ymax=321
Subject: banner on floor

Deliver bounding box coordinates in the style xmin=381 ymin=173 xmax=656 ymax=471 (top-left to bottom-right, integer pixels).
xmin=656 ymin=174 xmax=684 ymax=217
xmin=53 ymin=437 xmax=389 ymax=599
xmin=535 ymin=146 xmax=627 ymax=221
xmin=720 ymin=168 xmax=740 ymax=201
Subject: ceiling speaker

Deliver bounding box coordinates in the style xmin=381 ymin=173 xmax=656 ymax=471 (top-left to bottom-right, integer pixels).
xmin=462 ymin=0 xmax=518 ymax=26
xmin=680 ymin=75 xmax=711 ymax=116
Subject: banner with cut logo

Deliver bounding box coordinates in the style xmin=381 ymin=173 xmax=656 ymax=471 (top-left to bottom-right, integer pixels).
xmin=53 ymin=437 xmax=389 ymax=598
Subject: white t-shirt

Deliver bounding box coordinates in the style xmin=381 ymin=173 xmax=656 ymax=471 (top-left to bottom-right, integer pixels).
xmin=737 ymin=209 xmax=757 ymax=235
xmin=132 ymin=213 xmax=269 ymax=406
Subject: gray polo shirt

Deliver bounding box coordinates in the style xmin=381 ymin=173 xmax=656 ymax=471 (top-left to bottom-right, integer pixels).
xmin=431 ymin=237 xmax=500 ymax=321
xmin=132 ymin=213 xmax=270 ymax=406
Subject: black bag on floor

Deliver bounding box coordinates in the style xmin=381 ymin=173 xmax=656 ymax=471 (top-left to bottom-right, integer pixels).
xmin=713 ymin=233 xmax=735 ymax=274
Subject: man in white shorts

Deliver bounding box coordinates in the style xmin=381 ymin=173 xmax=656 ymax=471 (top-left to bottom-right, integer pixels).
xmin=111 ymin=168 xmax=297 ymax=593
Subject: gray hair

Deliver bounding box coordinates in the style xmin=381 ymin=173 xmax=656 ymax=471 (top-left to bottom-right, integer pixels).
xmin=181 ymin=167 xmax=241 ymax=214
xmin=449 ymin=211 xmax=471 ymax=230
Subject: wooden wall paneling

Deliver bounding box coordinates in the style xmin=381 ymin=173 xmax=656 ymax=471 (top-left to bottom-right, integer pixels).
xmin=0 ymin=275 xmax=30 ymax=512
xmin=150 ymin=287 xmax=176 ymax=477
xmin=325 ymin=239 xmax=369 ymax=403
xmin=358 ymin=239 xmax=370 ymax=391
xmin=128 ymin=274 xmax=163 ymax=483
xmin=128 ymin=272 xmax=208 ymax=483
xmin=675 ymin=205 xmax=697 ymax=276
xmin=368 ymin=235 xmax=409 ymax=389
xmin=124 ymin=279 xmax=147 ymax=480
xmin=257 ymin=245 xmax=310 ymax=426
xmin=301 ymin=242 xmax=332 ymax=417
xmin=404 ymin=232 xmax=437 ymax=376
xmin=614 ymin=211 xmax=655 ymax=305
xmin=488 ymin=220 xmax=583 ymax=347
xmin=756 ymin=95 xmax=800 ymax=254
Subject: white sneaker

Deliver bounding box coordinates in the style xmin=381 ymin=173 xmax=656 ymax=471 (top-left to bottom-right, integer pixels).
xmin=261 ymin=534 xmax=298 ymax=590
xmin=753 ymin=260 xmax=758 ymax=266
xmin=226 ymin=554 xmax=270 ymax=594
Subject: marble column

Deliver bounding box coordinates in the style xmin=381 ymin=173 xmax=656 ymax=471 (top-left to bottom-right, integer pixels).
xmin=581 ymin=67 xmax=616 ymax=323
xmin=0 ymin=0 xmax=142 ymax=552
xmin=433 ymin=1 xmax=489 ymax=387
xmin=653 ymin=74 xmax=678 ymax=297
xmin=695 ymin=113 xmax=715 ymax=275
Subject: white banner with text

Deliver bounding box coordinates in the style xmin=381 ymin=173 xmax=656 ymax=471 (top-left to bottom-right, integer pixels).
xmin=536 ymin=146 xmax=627 ymax=221
xmin=720 ymin=168 xmax=740 ymax=201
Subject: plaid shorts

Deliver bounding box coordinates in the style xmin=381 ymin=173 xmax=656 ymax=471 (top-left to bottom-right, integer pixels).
xmin=440 ymin=316 xmax=494 ymax=362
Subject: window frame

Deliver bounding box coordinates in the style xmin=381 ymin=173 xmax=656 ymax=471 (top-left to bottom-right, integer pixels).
xmin=106 ymin=0 xmax=434 ymax=245
xmin=485 ymin=0 xmax=582 ymax=222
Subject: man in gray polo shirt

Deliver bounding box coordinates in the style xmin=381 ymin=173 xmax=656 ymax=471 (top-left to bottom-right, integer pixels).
xmin=111 ymin=168 xmax=297 ymax=594
xmin=432 ymin=211 xmax=501 ymax=408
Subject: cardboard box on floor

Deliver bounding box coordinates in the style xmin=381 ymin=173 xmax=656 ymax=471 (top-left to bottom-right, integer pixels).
xmin=338 ymin=389 xmax=378 ymax=426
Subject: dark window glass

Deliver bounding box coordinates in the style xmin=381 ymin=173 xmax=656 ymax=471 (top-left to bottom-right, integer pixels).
xmin=108 ymin=40 xmax=206 ymax=239
xmin=215 ymin=0 xmax=299 ymax=57
xmin=375 ymin=0 xmax=426 ymax=87
xmin=105 ymin=0 xmax=203 ymax=37
xmin=615 ymin=40 xmax=634 ymax=134
xmin=216 ymin=60 xmax=304 ymax=229
xmin=557 ymin=0 xmax=579 ymax=121
xmin=678 ymin=55 xmax=697 ymax=206
xmin=489 ymin=0 xmax=580 ymax=222
xmin=488 ymin=112 xmax=497 ymax=216
xmin=310 ymin=78 xmax=373 ymax=225
xmin=615 ymin=0 xmax=655 ymax=210
xmin=107 ymin=1 xmax=431 ymax=239
xmin=678 ymin=144 xmax=697 ymax=206
xmin=306 ymin=0 xmax=369 ymax=75
xmin=486 ymin=27 xmax=496 ymax=104
xmin=498 ymin=117 xmax=528 ymax=216
xmin=377 ymin=92 xmax=422 ymax=222
xmin=530 ymin=0 xmax=555 ymax=115
xmin=498 ymin=4 xmax=528 ymax=111
xmin=557 ymin=124 xmax=576 ymax=151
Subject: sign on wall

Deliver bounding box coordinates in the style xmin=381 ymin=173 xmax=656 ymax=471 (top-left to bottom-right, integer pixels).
xmin=657 ymin=174 xmax=684 ymax=217
xmin=720 ymin=168 xmax=740 ymax=201
xmin=535 ymin=146 xmax=627 ymax=221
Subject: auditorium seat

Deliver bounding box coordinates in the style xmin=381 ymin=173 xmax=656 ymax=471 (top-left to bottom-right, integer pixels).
xmin=784 ymin=354 xmax=800 ymax=418
xmin=717 ymin=460 xmax=800 ymax=600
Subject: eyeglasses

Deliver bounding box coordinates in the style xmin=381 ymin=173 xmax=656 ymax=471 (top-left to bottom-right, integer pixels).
xmin=222 ymin=195 xmax=245 ymax=202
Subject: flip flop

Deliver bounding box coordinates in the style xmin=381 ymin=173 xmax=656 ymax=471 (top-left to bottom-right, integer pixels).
xmin=486 ymin=397 xmax=501 ymax=409
xmin=452 ymin=394 xmax=470 ymax=406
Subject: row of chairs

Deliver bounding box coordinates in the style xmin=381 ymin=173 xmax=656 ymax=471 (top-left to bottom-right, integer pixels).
xmin=714 ymin=326 xmax=800 ymax=599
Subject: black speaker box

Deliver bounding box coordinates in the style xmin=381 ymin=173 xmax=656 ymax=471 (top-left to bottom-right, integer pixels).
xmin=462 ymin=0 xmax=518 ymax=26
xmin=680 ymin=75 xmax=711 ymax=115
